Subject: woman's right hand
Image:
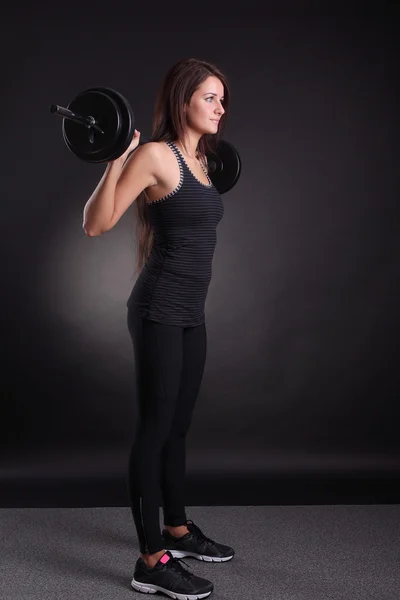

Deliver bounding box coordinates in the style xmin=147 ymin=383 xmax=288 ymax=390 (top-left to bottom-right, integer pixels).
xmin=112 ymin=129 xmax=141 ymax=164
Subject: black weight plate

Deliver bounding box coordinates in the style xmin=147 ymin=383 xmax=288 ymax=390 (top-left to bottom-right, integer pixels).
xmin=95 ymin=87 xmax=135 ymax=162
xmin=63 ymin=89 xmax=122 ymax=162
xmin=206 ymin=140 xmax=242 ymax=194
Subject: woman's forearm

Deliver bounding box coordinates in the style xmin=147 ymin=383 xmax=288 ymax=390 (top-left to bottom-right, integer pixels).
xmin=82 ymin=157 xmax=125 ymax=236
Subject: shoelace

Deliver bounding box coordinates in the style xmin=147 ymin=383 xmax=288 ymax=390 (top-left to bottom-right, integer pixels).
xmin=170 ymin=556 xmax=193 ymax=581
xmin=186 ymin=520 xmax=217 ymax=548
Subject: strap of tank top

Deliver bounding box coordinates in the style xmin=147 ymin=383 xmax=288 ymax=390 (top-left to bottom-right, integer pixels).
xmin=166 ymin=140 xmax=183 ymax=166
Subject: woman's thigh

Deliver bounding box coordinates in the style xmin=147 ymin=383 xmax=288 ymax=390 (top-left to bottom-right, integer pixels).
xmin=127 ymin=311 xmax=184 ymax=432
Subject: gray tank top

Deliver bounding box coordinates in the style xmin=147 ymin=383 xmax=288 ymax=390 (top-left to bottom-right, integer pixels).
xmin=127 ymin=140 xmax=224 ymax=326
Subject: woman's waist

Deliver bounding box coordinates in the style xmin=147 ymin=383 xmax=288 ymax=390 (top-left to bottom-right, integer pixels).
xmin=143 ymin=257 xmax=212 ymax=284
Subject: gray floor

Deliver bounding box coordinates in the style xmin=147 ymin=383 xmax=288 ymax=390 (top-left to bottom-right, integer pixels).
xmin=1 ymin=505 xmax=399 ymax=600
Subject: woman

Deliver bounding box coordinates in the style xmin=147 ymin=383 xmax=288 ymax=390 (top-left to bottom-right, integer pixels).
xmin=83 ymin=57 xmax=235 ymax=599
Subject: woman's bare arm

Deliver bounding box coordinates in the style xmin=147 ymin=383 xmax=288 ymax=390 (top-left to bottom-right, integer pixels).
xmin=82 ymin=139 xmax=160 ymax=236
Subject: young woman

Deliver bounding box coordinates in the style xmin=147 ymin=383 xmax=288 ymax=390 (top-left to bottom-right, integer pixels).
xmin=83 ymin=57 xmax=235 ymax=599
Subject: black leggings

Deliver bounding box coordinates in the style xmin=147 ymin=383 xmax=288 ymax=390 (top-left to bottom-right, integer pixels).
xmin=126 ymin=310 xmax=207 ymax=554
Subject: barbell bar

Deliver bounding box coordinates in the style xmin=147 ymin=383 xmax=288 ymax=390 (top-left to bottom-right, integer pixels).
xmin=50 ymin=87 xmax=241 ymax=194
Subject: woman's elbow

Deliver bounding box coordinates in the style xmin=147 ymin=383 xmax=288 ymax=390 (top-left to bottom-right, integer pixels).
xmin=83 ymin=224 xmax=103 ymax=237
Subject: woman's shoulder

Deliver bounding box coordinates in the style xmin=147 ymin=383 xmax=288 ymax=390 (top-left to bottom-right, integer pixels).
xmin=141 ymin=140 xmax=172 ymax=160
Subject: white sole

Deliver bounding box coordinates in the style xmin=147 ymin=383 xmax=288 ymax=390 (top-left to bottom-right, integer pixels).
xmin=131 ymin=578 xmax=212 ymax=599
xmin=168 ymin=550 xmax=234 ymax=562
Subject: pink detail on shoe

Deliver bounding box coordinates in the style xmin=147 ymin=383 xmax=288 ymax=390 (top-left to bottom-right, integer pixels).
xmin=160 ymin=553 xmax=170 ymax=564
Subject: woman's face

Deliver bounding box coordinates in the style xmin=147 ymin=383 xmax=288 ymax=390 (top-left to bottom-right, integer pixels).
xmin=185 ymin=75 xmax=225 ymax=135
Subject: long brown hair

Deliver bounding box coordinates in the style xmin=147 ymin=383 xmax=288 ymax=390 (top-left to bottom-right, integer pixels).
xmin=132 ymin=57 xmax=230 ymax=276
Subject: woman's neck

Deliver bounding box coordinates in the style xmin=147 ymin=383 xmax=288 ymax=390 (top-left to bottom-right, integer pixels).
xmin=174 ymin=132 xmax=202 ymax=160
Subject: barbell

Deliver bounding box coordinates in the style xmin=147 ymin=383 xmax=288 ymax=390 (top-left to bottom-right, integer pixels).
xmin=50 ymin=87 xmax=241 ymax=194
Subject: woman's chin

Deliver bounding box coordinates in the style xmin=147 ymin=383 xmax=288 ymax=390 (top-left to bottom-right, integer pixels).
xmin=197 ymin=123 xmax=219 ymax=136
xmin=204 ymin=126 xmax=218 ymax=136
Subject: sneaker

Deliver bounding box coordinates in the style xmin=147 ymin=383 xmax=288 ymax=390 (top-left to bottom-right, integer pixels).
xmin=162 ymin=520 xmax=235 ymax=562
xmin=131 ymin=549 xmax=214 ymax=599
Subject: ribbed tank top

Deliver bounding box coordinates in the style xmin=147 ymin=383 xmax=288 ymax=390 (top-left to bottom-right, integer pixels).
xmin=127 ymin=140 xmax=224 ymax=327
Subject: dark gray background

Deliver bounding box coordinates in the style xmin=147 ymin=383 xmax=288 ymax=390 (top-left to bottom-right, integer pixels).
xmin=1 ymin=5 xmax=399 ymax=506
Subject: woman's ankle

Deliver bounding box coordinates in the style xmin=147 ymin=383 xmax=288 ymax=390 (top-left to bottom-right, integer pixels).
xmin=141 ymin=549 xmax=166 ymax=568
